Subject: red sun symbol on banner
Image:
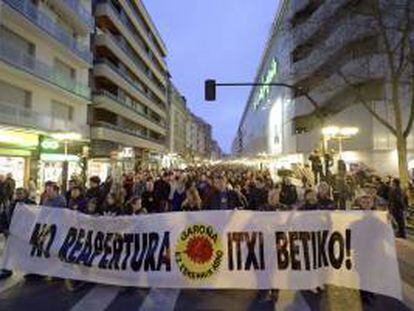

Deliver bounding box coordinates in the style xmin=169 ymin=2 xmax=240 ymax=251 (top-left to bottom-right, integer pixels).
xmin=184 ymin=236 xmax=214 ymax=264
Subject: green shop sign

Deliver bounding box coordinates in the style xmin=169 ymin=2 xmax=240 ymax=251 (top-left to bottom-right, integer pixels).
xmin=253 ymin=58 xmax=278 ymax=110
xmin=41 ymin=139 xmax=60 ymax=151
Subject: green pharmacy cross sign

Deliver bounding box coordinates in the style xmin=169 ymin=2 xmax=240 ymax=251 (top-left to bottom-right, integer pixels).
xmin=253 ymin=58 xmax=278 ymax=110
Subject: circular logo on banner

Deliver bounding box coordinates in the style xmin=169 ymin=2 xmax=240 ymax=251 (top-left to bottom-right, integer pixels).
xmin=175 ymin=224 xmax=223 ymax=280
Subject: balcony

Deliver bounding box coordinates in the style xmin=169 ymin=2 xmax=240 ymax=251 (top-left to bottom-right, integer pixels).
xmin=293 ymin=54 xmax=386 ymax=118
xmin=48 ymin=0 xmax=95 ymax=34
xmin=3 ymin=0 xmax=92 ymax=64
xmin=292 ymin=0 xmax=347 ymax=47
xmin=93 ymin=59 xmax=166 ymax=117
xmin=292 ymin=14 xmax=376 ymax=82
xmin=95 ymin=1 xmax=167 ymax=78
xmin=91 ymin=121 xmax=165 ymax=152
xmin=95 ymin=32 xmax=166 ymax=100
xmin=0 ymin=100 xmax=87 ymax=135
xmin=0 ymin=39 xmax=91 ymax=99
xmin=120 ymin=0 xmax=167 ymax=57
xmin=93 ymin=90 xmax=167 ymax=135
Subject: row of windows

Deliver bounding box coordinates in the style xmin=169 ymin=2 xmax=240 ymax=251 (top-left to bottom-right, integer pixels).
xmin=108 ymin=0 xmax=166 ymax=78
xmin=1 ymin=26 xmax=79 ymax=83
xmin=93 ymin=107 xmax=164 ymax=142
xmin=0 ymin=79 xmax=75 ymax=122
xmin=96 ymin=7 xmax=166 ymax=95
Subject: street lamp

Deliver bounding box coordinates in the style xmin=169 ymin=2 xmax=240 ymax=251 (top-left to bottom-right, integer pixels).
xmin=50 ymin=132 xmax=83 ymax=192
xmin=322 ymin=126 xmax=359 ymax=159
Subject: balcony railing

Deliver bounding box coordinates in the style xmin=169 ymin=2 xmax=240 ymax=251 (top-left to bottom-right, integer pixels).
xmin=0 ymin=39 xmax=91 ymax=99
xmin=101 ymin=31 xmax=166 ymax=93
xmin=93 ymin=121 xmax=165 ymax=145
xmin=123 ymin=0 xmax=166 ymax=55
xmin=63 ymin=0 xmax=94 ymax=29
xmin=93 ymin=90 xmax=166 ymax=127
xmin=4 ymin=0 xmax=92 ymax=63
xmin=94 ymin=58 xmax=165 ymax=110
xmin=0 ymin=100 xmax=86 ymax=134
xmin=97 ymin=0 xmax=165 ymax=74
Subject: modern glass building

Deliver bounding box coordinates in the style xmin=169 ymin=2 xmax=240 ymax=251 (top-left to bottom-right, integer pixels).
xmin=233 ymin=0 xmax=414 ymax=176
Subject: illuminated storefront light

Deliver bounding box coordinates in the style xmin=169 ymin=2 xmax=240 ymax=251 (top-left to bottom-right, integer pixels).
xmin=0 ymin=129 xmax=38 ymax=148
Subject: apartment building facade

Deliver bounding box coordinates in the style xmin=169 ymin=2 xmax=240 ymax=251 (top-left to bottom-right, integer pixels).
xmin=233 ymin=0 xmax=414 ymax=176
xmin=186 ymin=113 xmax=213 ymax=161
xmin=0 ymin=0 xmax=93 ymax=186
xmin=89 ymin=0 xmax=169 ymax=175
xmin=167 ymin=83 xmax=189 ymax=162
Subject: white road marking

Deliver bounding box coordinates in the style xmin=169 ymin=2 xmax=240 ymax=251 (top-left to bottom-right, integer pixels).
xmin=139 ymin=288 xmax=180 ymax=311
xmin=70 ymin=285 xmax=121 ymax=311
xmin=277 ymin=290 xmax=311 ymax=311
xmin=0 ymin=272 xmax=24 ymax=294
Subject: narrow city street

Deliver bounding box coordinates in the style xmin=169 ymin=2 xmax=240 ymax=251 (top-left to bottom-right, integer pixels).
xmin=1 ymin=235 xmax=413 ymax=310
xmin=1 ymin=0 xmax=414 ymax=310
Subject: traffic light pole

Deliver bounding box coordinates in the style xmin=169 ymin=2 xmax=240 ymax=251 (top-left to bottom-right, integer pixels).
xmin=205 ymin=79 xmax=322 ymax=117
xmin=205 ymin=79 xmax=326 ymax=153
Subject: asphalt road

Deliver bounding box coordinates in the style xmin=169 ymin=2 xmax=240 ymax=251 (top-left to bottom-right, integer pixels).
xmin=0 ymin=237 xmax=413 ymax=311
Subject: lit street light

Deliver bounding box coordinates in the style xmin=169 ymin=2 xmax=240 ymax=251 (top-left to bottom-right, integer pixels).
xmin=50 ymin=132 xmax=83 ymax=192
xmin=322 ymin=126 xmax=359 ymax=159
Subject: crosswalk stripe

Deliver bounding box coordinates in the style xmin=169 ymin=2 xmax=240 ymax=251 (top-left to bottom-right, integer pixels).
xmin=0 ymin=272 xmax=23 ymax=294
xmin=70 ymin=285 xmax=121 ymax=311
xmin=277 ymin=290 xmax=311 ymax=311
xmin=139 ymin=288 xmax=180 ymax=311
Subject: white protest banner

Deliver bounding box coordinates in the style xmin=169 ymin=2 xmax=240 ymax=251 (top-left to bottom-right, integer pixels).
xmin=1 ymin=205 xmax=402 ymax=300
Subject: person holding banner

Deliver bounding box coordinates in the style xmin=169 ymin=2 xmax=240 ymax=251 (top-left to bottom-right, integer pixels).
xmin=388 ymin=178 xmax=407 ymax=239
xmin=124 ymin=197 xmax=147 ymax=215
xmin=0 ymin=188 xmax=35 ymax=280
xmin=154 ymin=172 xmax=171 ymax=213
xmin=264 ymin=184 xmax=288 ymax=211
xmin=211 ymin=176 xmax=244 ymax=210
xmin=42 ymin=183 xmax=66 ymax=208
xmin=67 ymin=186 xmax=88 ymax=213
xmin=181 ymin=186 xmax=202 ymax=211
xmin=142 ymin=177 xmax=157 ymax=213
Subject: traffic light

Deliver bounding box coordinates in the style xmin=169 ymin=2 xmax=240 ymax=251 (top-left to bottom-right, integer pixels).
xmin=205 ymin=79 xmax=216 ymax=101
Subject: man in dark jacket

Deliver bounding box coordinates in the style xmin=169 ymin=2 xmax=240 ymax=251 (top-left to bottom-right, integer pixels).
xmin=247 ymin=178 xmax=268 ymax=210
xmin=280 ymin=178 xmax=298 ymax=207
xmin=67 ymin=186 xmax=88 ymax=212
xmin=309 ymin=149 xmax=323 ymax=184
xmin=86 ymin=176 xmax=112 ymax=212
xmin=142 ymin=177 xmax=157 ymax=213
xmin=388 ymin=178 xmax=407 ymax=238
xmin=4 ymin=173 xmax=15 ymax=204
xmin=0 ymin=188 xmax=35 ymax=280
xmin=210 ymin=176 xmax=243 ymax=210
xmin=153 ymin=172 xmax=171 ymax=212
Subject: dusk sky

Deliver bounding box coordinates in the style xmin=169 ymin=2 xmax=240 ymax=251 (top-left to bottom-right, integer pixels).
xmin=143 ymin=1 xmax=277 ymax=153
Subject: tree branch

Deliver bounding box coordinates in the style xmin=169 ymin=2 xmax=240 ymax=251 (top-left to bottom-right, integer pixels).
xmin=372 ymin=1 xmax=396 ymax=75
xmin=337 ymin=70 xmax=397 ymax=136
xmin=404 ymin=51 xmax=414 ymax=138
xmin=268 ymin=83 xmax=325 ymax=120
xmin=396 ymin=0 xmax=412 ymax=76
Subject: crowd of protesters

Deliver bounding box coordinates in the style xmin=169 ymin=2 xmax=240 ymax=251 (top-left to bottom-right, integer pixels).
xmin=0 ymin=159 xmax=412 ymax=291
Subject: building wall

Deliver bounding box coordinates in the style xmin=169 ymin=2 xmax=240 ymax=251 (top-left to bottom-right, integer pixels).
xmin=234 ymin=0 xmax=414 ymax=175
xmin=0 ymin=0 xmax=93 ymax=186
xmin=168 ymin=84 xmax=188 ymax=157
xmin=91 ymin=0 xmax=169 ymax=160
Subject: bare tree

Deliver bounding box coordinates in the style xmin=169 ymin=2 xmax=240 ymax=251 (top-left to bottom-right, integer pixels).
xmin=332 ymin=0 xmax=414 ymax=186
